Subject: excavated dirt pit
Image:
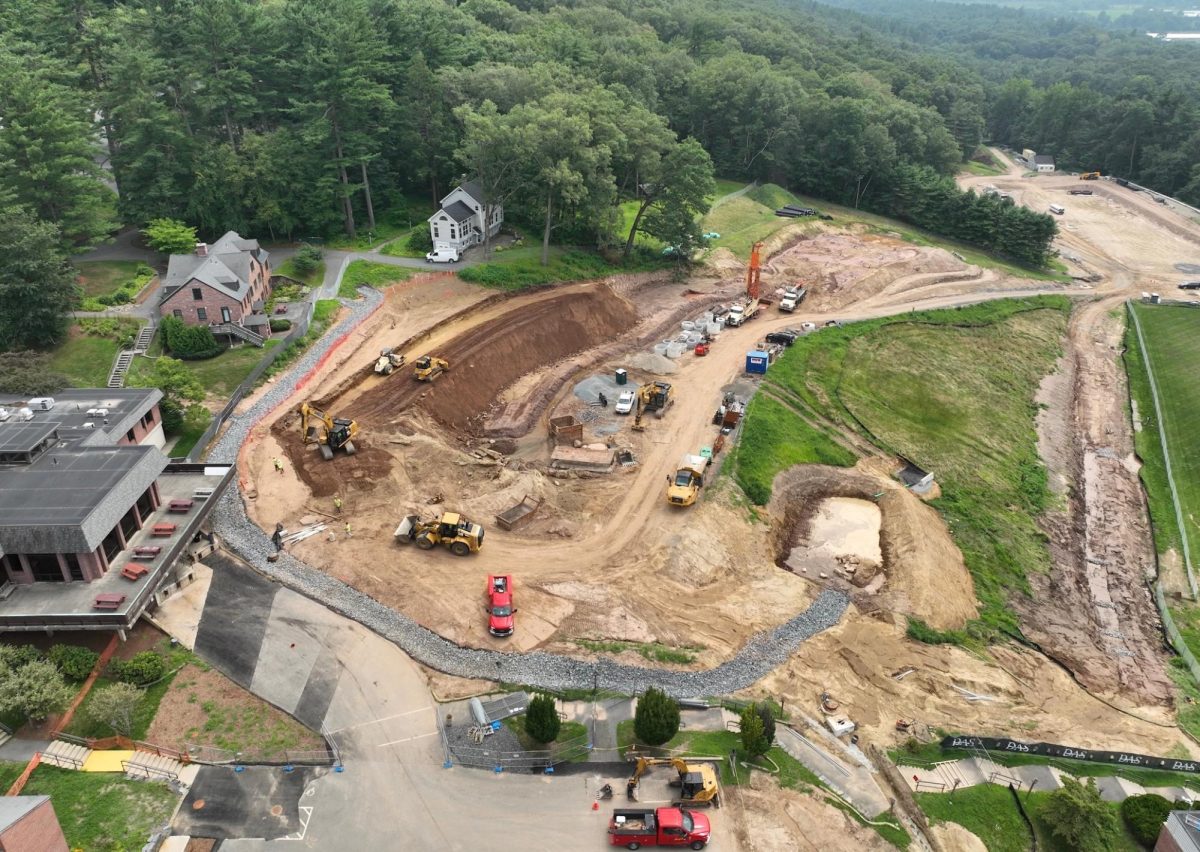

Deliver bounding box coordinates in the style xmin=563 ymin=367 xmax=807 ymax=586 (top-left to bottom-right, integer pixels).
xmin=784 ymin=497 xmax=883 ymax=583
xmin=343 ymin=285 xmax=638 ymax=435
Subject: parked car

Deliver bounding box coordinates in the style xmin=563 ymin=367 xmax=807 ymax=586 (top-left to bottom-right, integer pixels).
xmin=1179 ymin=282 xmax=1200 ymax=291
xmin=487 ymin=575 xmax=515 ymax=637
xmin=765 ymin=331 xmax=798 ymax=347
xmin=426 ymin=245 xmax=461 ymax=263
xmin=614 ymin=390 xmax=636 ymax=414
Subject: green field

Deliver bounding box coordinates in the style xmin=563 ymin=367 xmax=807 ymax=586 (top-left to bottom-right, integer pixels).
xmin=339 ymin=260 xmax=413 ymax=297
xmin=379 ymin=225 xmax=431 ymax=258
xmin=73 ymin=260 xmax=143 ymax=297
xmin=275 ymin=257 xmax=325 ymax=287
xmin=48 ymin=319 xmax=143 ymax=387
xmin=22 ymin=765 xmax=178 ymax=852
xmin=748 ymin=297 xmax=1070 ymax=634
xmin=459 ymin=246 xmax=667 ymax=290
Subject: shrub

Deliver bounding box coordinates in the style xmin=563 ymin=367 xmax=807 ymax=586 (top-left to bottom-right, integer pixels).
xmin=49 ymin=645 xmax=99 ymax=680
xmin=406 ymin=227 xmax=433 ymax=254
xmin=757 ymin=702 xmax=776 ymax=747
xmin=739 ymin=704 xmax=770 ymax=757
xmin=269 ymin=318 xmax=292 ymax=333
xmin=109 ymin=651 xmax=165 ymax=686
xmin=524 ymin=693 xmax=561 ymax=744
xmin=291 ymin=243 xmax=323 ymax=275
xmin=85 ymin=682 xmax=143 ymax=736
xmin=0 ymin=660 xmax=72 ymax=721
xmin=161 ymin=316 xmax=224 ymax=360
xmin=0 ymin=645 xmax=44 ymax=672
xmin=634 ymin=687 xmax=680 ymax=746
xmin=1121 ymin=793 xmax=1173 ymax=846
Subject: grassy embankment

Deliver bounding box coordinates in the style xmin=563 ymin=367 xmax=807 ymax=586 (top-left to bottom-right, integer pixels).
xmin=48 ymin=318 xmax=143 ymax=387
xmin=700 ymin=182 xmax=1070 ymax=281
xmin=1124 ymin=302 xmax=1200 ymax=736
xmin=458 ymin=245 xmax=669 ymax=291
xmin=733 ymin=297 xmax=1071 ymax=639
xmin=338 ymin=259 xmax=413 ymax=298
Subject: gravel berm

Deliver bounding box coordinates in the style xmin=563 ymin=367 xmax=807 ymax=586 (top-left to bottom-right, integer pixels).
xmin=208 ymin=287 xmax=850 ymax=697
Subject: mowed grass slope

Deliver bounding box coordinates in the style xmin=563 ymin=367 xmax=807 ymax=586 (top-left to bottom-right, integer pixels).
xmin=755 ymin=297 xmax=1070 ymax=634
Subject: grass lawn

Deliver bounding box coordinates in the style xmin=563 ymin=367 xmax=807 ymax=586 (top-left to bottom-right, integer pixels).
xmin=339 ymin=260 xmax=413 ymax=297
xmin=322 ymin=219 xmax=414 ymax=251
xmin=73 ymin=260 xmax=143 ymax=298
xmin=962 ymin=159 xmax=1005 ymax=178
xmin=758 ymin=297 xmax=1070 ymax=635
xmin=379 ymin=225 xmax=430 ymax=258
xmin=0 ymin=761 xmax=25 ymax=794
xmin=712 ymin=178 xmax=750 ymax=200
xmin=129 ymin=340 xmax=280 ymax=399
xmin=48 ymin=319 xmax=143 ymax=387
xmin=460 ymin=246 xmax=669 ymax=291
xmin=22 ymin=765 xmax=178 ymax=852
xmin=918 ymin=784 xmax=1033 ymax=852
xmin=573 ymin=638 xmax=702 ymax=664
xmin=501 ymin=717 xmax=590 ymax=761
xmin=275 ymin=258 xmax=325 ymax=287
xmin=726 ymin=392 xmax=857 ymax=505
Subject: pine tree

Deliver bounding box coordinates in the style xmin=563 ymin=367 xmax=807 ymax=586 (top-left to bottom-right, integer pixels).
xmin=634 ymin=688 xmax=680 ymax=746
xmin=0 ymin=205 xmax=78 ymax=350
xmin=524 ymin=693 xmax=560 ymax=744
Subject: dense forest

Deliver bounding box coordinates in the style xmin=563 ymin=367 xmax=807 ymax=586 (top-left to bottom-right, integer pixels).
xmin=826 ymin=0 xmax=1200 ymax=201
xmin=0 ymin=0 xmax=1089 ymax=345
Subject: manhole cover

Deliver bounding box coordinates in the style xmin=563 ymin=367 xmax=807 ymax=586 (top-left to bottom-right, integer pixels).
xmin=270 ymin=805 xmax=284 ymax=817
xmin=191 ymin=799 xmax=205 ymax=810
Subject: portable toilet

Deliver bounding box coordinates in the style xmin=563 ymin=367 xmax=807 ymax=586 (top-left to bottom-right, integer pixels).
xmin=615 ymin=368 xmax=628 ymax=386
xmin=745 ymin=350 xmax=769 ymax=375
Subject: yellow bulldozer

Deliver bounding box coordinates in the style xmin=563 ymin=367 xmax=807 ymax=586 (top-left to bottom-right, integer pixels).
xmin=297 ymin=402 xmax=360 ymax=461
xmin=631 ymin=381 xmax=674 ymax=432
xmin=626 ymin=756 xmax=720 ymax=808
xmin=1080 ymin=171 xmax=1101 ymax=180
xmin=413 ymin=355 xmax=450 ymax=382
xmin=394 ymin=512 xmax=484 ymax=556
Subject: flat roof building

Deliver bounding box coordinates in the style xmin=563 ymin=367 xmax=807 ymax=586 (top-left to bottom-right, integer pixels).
xmin=0 ymin=390 xmax=234 ymax=636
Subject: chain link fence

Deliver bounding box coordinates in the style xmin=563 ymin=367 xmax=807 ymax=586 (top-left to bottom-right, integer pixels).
xmin=437 ymin=710 xmax=591 ymax=771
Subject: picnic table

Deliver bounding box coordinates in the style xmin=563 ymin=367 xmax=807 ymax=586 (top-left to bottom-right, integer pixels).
xmin=121 ymin=564 xmax=149 ymax=581
xmin=151 ymin=523 xmax=177 ymax=537
xmin=132 ymin=545 xmax=161 ymax=561
xmin=168 ymin=499 xmax=194 ymax=513
xmin=93 ymin=593 xmax=126 ymax=611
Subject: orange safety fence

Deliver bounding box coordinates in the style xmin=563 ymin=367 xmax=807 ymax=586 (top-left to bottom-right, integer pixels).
xmin=6 ymin=754 xmax=39 ymax=796
xmin=51 ymin=634 xmax=119 ymax=738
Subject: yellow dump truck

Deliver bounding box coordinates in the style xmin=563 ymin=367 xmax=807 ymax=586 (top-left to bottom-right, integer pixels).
xmin=666 ymin=454 xmax=709 ymax=507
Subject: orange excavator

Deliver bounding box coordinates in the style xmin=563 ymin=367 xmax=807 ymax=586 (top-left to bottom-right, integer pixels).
xmin=746 ymin=240 xmax=763 ymax=300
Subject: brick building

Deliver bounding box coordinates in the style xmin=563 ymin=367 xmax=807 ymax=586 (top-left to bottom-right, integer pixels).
xmin=0 ymin=796 xmax=68 ymax=852
xmin=160 ymin=231 xmax=272 ymax=343
xmin=0 ymin=390 xmax=234 ymax=635
xmin=1159 ymin=811 xmax=1200 ymax=851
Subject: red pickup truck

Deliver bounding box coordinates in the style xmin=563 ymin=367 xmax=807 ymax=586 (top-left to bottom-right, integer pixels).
xmin=608 ymin=807 xmax=711 ymax=849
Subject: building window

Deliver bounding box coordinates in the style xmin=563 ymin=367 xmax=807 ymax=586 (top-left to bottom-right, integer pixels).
xmin=126 ymin=429 xmax=135 ymax=442
xmin=102 ymin=527 xmax=123 ymax=562
xmin=192 ymin=288 xmax=203 ymax=301
xmin=136 ymin=489 xmax=155 ymax=521
xmin=197 ymin=307 xmax=208 ymax=322
xmin=449 ymin=225 xmax=456 ymax=239
xmin=433 ymin=224 xmax=439 ymax=239
xmin=26 ymin=554 xmax=66 ymax=583
xmin=173 ymin=309 xmax=183 ymax=319
xmin=221 ymin=306 xmax=231 ymax=323
xmin=120 ymin=506 xmax=140 ymax=541
xmin=64 ymin=554 xmax=84 ymax=582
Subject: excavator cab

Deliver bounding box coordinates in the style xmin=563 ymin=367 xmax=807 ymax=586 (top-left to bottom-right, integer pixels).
xmin=298 ymin=403 xmax=359 ymax=461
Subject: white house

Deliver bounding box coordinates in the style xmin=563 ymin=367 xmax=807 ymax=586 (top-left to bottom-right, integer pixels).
xmin=1034 ymin=154 xmax=1056 ymax=173
xmin=426 ymin=181 xmax=502 ymax=253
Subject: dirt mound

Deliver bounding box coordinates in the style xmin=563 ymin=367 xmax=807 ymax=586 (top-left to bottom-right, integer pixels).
xmin=271 ymin=415 xmax=396 ymax=499
xmin=769 ymin=464 xmax=977 ymax=630
xmin=345 ymin=284 xmax=637 ymax=435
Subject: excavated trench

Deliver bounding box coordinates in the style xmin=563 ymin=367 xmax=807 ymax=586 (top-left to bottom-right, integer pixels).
xmin=343 ymin=285 xmax=637 ymax=434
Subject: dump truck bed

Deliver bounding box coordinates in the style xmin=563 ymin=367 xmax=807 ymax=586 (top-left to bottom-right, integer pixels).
xmin=495 ymin=495 xmax=544 ymax=530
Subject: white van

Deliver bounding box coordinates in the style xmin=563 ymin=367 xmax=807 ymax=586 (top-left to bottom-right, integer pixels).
xmin=425 ymin=243 xmax=461 ymax=263
xmin=1048 ymin=204 xmax=1065 ymax=215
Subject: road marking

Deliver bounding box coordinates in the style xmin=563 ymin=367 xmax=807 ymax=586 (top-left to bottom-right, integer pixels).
xmin=284 ymin=806 xmax=314 ymax=841
xmin=326 ymin=706 xmax=435 ymax=734
xmin=377 ymin=730 xmax=439 ymax=747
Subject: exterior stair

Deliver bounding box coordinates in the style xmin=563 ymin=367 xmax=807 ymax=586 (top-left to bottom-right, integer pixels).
xmin=107 ymin=350 xmax=134 ymax=388
xmin=210 ymin=321 xmax=264 ymax=347
xmin=125 ymin=750 xmax=187 ymax=782
xmin=41 ymin=739 xmax=92 ymax=770
xmin=133 ymin=322 xmax=156 ymax=352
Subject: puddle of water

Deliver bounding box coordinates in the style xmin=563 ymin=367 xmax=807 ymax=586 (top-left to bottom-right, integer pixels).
xmin=808 ymin=497 xmax=882 ymax=563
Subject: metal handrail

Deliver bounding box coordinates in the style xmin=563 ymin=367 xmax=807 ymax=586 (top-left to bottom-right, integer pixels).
xmin=122 ymin=759 xmax=178 ymax=782
xmin=914 ymin=779 xmax=946 ymax=793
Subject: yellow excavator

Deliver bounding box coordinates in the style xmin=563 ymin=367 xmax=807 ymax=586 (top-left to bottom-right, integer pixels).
xmin=413 ymin=355 xmax=450 ymax=382
xmin=297 ymin=403 xmax=359 ymax=461
xmin=1080 ymin=171 xmax=1101 ymax=180
xmin=394 ymin=512 xmax=484 ymax=556
xmin=625 ymin=756 xmax=720 ymax=808
xmin=631 ymin=382 xmax=674 ymax=432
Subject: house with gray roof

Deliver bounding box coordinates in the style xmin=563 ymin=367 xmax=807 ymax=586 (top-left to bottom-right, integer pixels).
xmin=159 ymin=231 xmax=272 ymax=344
xmin=427 ymin=181 xmax=503 ymax=254
xmin=0 ymin=390 xmax=234 ymax=636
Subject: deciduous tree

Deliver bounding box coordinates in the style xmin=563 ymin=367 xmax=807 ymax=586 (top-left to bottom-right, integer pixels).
xmin=85 ymin=682 xmax=142 ymax=736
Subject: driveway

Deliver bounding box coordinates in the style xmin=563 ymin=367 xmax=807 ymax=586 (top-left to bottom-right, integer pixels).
xmin=158 ymin=554 xmax=739 ymax=850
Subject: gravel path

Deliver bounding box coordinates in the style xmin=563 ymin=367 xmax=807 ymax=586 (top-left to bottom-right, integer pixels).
xmin=207 ymin=286 xmax=849 ymax=697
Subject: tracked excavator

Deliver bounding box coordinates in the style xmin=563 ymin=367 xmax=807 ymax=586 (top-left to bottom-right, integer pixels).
xmin=626 ymin=756 xmax=720 ymax=808
xmin=297 ymin=403 xmax=359 ymax=460
xmin=631 ymin=381 xmax=674 ymax=432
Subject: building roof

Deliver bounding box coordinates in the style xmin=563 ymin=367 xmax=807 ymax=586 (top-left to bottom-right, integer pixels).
xmin=1164 ymin=811 xmax=1200 ymax=851
xmin=0 ymin=388 xmax=167 ymax=556
xmin=162 ymin=230 xmax=269 ymax=302
xmin=442 ymin=200 xmax=476 ymax=222
xmin=1034 ymin=154 xmax=1055 ymax=165
xmin=439 ymin=180 xmax=484 ymax=207
xmin=0 ymin=795 xmax=51 ymax=832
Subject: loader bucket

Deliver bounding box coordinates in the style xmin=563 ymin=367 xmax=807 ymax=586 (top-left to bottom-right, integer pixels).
xmin=394 ymin=515 xmax=419 ymax=541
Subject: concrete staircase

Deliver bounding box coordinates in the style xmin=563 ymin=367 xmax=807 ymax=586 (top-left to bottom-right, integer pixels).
xmin=107 ymin=350 xmax=135 ymax=388
xmin=134 ymin=323 xmax=156 ymax=351
xmin=125 ymin=750 xmax=188 ymax=782
xmin=40 ymin=739 xmax=92 ymax=769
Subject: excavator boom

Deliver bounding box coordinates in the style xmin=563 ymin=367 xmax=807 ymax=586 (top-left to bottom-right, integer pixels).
xmin=746 ymin=240 xmax=764 ymax=300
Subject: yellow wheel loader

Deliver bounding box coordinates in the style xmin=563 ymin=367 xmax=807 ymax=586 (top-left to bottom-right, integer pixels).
xmin=394 ymin=511 xmax=484 ymax=556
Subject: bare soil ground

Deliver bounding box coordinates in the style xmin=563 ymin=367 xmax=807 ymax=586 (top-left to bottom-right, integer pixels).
xmin=236 ymin=164 xmax=1200 ymax=847
xmin=146 ymin=663 xmax=325 ymax=756
xmin=732 ymin=774 xmax=894 ymax=851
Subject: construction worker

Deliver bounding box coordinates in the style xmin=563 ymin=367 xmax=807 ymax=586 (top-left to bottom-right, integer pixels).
xmin=271 ymin=523 xmax=284 ymax=553
xmin=333 ymin=495 xmax=343 ymax=515
xmin=273 ymin=457 xmax=284 ymax=474
xmin=344 ymin=522 xmax=353 ymax=539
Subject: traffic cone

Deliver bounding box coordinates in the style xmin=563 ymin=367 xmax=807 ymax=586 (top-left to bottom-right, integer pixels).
xmin=592 ymin=801 xmax=599 ymax=811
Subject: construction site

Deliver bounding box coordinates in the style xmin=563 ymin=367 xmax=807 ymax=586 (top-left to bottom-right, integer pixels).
xmin=214 ymin=153 xmax=1200 ymax=848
